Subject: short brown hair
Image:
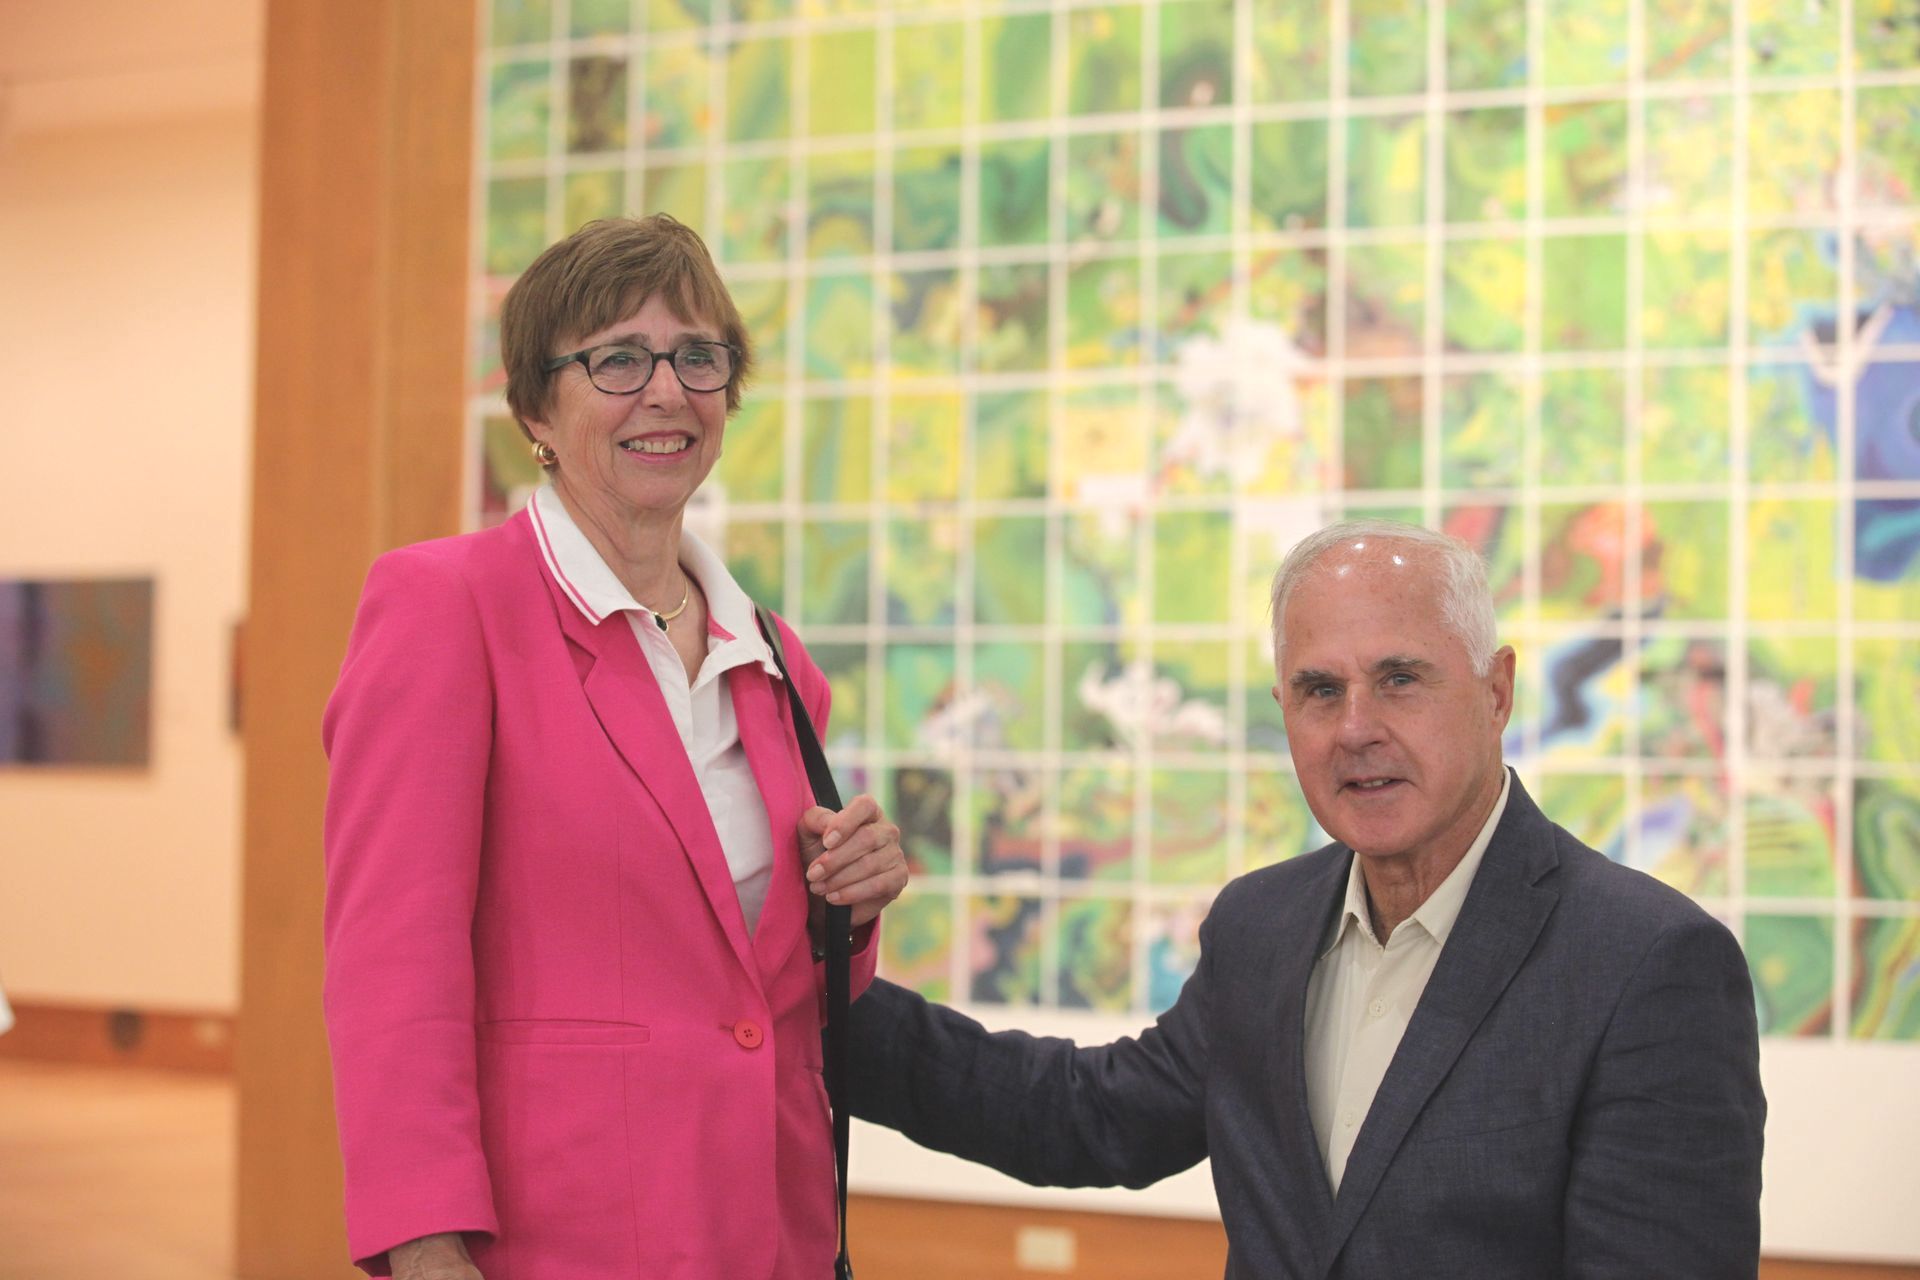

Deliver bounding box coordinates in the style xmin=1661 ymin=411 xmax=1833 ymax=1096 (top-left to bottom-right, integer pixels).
xmin=500 ymin=214 xmax=753 ymax=428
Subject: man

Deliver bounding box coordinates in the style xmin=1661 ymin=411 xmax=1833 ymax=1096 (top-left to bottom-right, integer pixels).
xmin=849 ymin=519 xmax=1764 ymax=1278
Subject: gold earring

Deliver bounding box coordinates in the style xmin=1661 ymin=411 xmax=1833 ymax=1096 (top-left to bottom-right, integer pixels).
xmin=532 ymin=441 xmax=558 ymax=468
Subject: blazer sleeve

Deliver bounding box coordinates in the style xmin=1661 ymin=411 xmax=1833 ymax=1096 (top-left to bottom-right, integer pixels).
xmin=1562 ymin=915 xmax=1766 ymax=1278
xmin=321 ymin=548 xmax=500 ymax=1273
xmin=848 ymin=928 xmax=1215 ymax=1189
xmin=769 ymin=612 xmax=880 ymax=999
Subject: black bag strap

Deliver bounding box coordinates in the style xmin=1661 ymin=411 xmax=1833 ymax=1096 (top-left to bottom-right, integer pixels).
xmin=754 ymin=604 xmax=855 ymax=1280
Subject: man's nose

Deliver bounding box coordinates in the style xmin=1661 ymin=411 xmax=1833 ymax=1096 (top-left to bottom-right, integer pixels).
xmin=1334 ymin=689 xmax=1386 ymax=748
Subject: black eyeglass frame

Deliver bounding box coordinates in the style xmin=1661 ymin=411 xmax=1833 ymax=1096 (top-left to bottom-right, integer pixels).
xmin=542 ymin=341 xmax=742 ymax=395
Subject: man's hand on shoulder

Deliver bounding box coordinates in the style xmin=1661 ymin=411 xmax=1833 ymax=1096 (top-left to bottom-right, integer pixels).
xmin=390 ymin=1232 xmax=482 ymax=1280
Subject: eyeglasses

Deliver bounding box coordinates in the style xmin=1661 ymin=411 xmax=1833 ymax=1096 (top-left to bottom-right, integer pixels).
xmin=543 ymin=341 xmax=739 ymax=395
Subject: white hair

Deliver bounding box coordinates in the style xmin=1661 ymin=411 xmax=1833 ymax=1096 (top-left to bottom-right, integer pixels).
xmin=1268 ymin=519 xmax=1499 ymax=675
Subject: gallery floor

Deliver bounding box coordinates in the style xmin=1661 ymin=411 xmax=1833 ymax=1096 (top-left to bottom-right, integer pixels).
xmin=1 ymin=1056 xmax=1916 ymax=1280
xmin=0 ymin=1059 xmax=232 ymax=1279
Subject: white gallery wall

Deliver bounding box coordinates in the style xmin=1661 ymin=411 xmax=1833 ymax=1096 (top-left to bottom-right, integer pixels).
xmin=0 ymin=0 xmax=262 ymax=1011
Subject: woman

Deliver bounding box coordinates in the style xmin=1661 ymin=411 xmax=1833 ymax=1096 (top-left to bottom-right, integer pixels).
xmin=322 ymin=215 xmax=906 ymax=1279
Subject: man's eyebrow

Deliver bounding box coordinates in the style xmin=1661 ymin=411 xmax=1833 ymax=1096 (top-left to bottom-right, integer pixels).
xmin=1287 ymin=656 xmax=1433 ymax=689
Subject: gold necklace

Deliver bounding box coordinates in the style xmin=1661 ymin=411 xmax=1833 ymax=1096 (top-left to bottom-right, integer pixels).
xmin=651 ymin=574 xmax=691 ymax=632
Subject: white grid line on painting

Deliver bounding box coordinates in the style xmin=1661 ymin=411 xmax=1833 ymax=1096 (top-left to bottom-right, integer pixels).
xmin=1621 ymin=0 xmax=1649 ymax=878
xmin=1519 ymin=0 xmax=1549 ymax=774
xmin=1422 ymin=0 xmax=1445 ymax=533
xmin=1833 ymin=0 xmax=1860 ymax=1040
xmin=1725 ymin=0 xmax=1756 ymax=972
xmin=1131 ymin=0 xmax=1162 ymax=1023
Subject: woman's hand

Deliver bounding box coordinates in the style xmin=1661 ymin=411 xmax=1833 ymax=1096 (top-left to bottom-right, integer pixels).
xmin=799 ymin=794 xmax=908 ymax=928
xmin=389 ymin=1232 xmax=482 ymax=1280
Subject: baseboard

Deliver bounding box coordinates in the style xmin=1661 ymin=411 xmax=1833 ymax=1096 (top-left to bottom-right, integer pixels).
xmin=844 ymin=1195 xmax=1920 ymax=1280
xmin=846 ymin=1194 xmax=1226 ymax=1280
xmin=0 ymin=1000 xmax=234 ymax=1073
xmin=1761 ymin=1263 xmax=1920 ymax=1279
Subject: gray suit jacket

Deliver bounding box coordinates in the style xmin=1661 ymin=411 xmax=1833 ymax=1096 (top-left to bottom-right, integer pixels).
xmin=850 ymin=774 xmax=1765 ymax=1278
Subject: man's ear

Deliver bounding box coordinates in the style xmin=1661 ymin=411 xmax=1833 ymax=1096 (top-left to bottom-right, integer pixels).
xmin=1488 ymin=645 xmax=1517 ymax=729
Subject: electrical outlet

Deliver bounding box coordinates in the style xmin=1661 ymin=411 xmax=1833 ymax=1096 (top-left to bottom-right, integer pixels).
xmin=1013 ymin=1224 xmax=1077 ymax=1272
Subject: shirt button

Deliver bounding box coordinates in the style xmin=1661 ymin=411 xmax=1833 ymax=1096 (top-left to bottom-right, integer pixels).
xmin=1368 ymin=998 xmax=1387 ymax=1019
xmin=1340 ymin=1109 xmax=1357 ymax=1128
xmin=732 ymin=1020 xmax=764 ymax=1049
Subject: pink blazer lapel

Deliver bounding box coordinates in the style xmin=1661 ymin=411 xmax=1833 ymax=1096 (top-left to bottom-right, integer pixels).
xmin=730 ymin=664 xmax=810 ymax=977
xmin=538 ymin=560 xmax=760 ymax=985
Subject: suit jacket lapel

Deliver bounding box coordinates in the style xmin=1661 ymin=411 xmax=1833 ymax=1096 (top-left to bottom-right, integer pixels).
xmin=1269 ymin=851 xmax=1351 ymax=1238
xmin=1321 ymin=776 xmax=1561 ymax=1266
xmin=531 ymin=531 xmax=761 ymax=984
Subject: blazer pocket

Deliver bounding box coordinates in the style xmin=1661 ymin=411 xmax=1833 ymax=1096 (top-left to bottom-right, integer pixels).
xmin=1414 ymin=1084 xmax=1567 ymax=1142
xmin=476 ymin=1019 xmax=652 ymax=1046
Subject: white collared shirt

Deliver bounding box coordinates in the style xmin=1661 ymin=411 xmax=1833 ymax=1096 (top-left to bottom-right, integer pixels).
xmin=1302 ymin=769 xmax=1512 ymax=1193
xmin=529 ymin=485 xmax=782 ymax=933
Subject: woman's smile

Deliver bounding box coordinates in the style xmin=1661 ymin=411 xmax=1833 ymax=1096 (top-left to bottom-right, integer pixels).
xmin=618 ymin=431 xmax=696 ymax=459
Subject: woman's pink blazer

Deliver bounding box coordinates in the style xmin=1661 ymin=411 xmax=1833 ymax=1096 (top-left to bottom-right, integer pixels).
xmin=321 ymin=508 xmax=875 ymax=1278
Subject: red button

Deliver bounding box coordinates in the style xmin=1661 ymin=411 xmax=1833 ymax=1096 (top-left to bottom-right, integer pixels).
xmin=733 ymin=1020 xmax=764 ymax=1049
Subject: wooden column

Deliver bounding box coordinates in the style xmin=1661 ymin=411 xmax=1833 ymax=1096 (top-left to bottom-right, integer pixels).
xmin=236 ymin=1 xmax=473 ymax=1274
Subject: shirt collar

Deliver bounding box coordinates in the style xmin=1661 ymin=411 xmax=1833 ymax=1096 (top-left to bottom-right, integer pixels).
xmin=528 ymin=484 xmax=780 ymax=678
xmin=1324 ymin=853 xmax=1381 ymax=954
xmin=1321 ymin=767 xmax=1513 ymax=955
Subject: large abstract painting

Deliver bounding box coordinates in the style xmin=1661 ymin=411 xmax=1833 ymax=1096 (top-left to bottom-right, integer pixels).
xmin=469 ymin=0 xmax=1920 ymax=1042
xmin=0 ymin=578 xmax=154 ymax=767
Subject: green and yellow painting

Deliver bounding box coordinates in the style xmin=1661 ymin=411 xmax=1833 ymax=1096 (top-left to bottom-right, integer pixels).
xmin=473 ymin=0 xmax=1920 ymax=1037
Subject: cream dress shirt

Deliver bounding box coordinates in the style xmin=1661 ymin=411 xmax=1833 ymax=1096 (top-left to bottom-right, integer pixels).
xmin=530 ymin=485 xmax=782 ymax=933
xmin=1302 ymin=769 xmax=1512 ymax=1193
